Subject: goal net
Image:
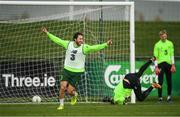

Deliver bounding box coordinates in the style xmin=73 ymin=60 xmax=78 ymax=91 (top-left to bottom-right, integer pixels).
xmin=0 ymin=1 xmax=135 ymax=103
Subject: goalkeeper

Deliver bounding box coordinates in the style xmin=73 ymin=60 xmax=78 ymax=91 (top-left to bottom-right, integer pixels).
xmin=42 ymin=27 xmax=112 ymax=110
xmin=106 ymin=57 xmax=161 ymax=105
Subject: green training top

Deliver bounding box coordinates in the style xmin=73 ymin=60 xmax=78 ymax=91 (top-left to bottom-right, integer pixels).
xmin=153 ymin=39 xmax=174 ymax=64
xmin=46 ymin=32 xmax=108 ymax=72
xmin=113 ymin=81 xmax=132 ymax=105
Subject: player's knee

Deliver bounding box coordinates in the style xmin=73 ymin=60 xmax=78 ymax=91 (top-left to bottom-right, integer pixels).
xmin=67 ymin=89 xmax=72 ymax=94
xmin=60 ymin=86 xmax=66 ymax=92
xmin=66 ymin=86 xmax=73 ymax=94
xmin=68 ymin=89 xmax=76 ymax=95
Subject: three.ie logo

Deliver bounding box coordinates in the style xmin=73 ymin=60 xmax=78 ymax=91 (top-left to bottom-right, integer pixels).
xmin=2 ymin=74 xmax=56 ymax=87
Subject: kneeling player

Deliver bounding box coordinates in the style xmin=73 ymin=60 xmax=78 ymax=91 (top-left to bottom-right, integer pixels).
xmin=108 ymin=57 xmax=161 ymax=105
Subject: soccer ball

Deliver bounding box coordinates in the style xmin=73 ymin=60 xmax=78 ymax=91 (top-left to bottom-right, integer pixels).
xmin=32 ymin=95 xmax=41 ymax=103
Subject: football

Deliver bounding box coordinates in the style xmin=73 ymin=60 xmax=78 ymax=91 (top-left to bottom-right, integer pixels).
xmin=32 ymin=95 xmax=41 ymax=103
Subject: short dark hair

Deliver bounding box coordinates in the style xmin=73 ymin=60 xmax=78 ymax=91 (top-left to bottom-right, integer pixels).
xmin=73 ymin=32 xmax=83 ymax=41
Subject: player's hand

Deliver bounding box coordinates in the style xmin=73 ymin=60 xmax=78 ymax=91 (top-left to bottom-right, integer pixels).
xmin=171 ymin=64 xmax=176 ymax=73
xmin=41 ymin=27 xmax=48 ymax=33
xmin=107 ymin=38 xmax=112 ymax=46
xmin=155 ymin=67 xmax=160 ymax=75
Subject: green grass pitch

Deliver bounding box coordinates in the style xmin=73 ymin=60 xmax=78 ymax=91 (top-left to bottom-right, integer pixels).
xmin=0 ymin=97 xmax=180 ymax=116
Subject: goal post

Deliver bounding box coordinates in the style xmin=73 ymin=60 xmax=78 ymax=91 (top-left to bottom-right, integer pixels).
xmin=129 ymin=2 xmax=136 ymax=104
xmin=0 ymin=1 xmax=135 ymax=103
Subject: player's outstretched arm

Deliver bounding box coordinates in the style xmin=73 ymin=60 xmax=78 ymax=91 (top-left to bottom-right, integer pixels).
xmin=83 ymin=38 xmax=112 ymax=54
xmin=41 ymin=27 xmax=69 ymax=49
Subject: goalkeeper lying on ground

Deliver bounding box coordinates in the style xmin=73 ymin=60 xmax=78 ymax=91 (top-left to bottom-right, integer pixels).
xmin=104 ymin=57 xmax=161 ymax=105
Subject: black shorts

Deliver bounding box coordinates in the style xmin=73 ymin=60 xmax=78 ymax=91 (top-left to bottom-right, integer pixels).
xmin=62 ymin=69 xmax=84 ymax=88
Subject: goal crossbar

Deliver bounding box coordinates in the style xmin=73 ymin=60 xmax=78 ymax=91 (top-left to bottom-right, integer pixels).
xmin=0 ymin=1 xmax=134 ymax=6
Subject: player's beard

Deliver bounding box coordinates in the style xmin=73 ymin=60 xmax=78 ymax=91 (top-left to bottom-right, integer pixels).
xmin=76 ymin=41 xmax=83 ymax=46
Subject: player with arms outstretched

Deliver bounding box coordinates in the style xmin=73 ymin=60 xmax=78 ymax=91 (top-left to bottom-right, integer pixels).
xmin=42 ymin=27 xmax=112 ymax=110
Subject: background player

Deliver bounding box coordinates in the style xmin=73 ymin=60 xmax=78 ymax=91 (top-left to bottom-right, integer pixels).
xmin=104 ymin=58 xmax=161 ymax=105
xmin=153 ymin=30 xmax=176 ymax=102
